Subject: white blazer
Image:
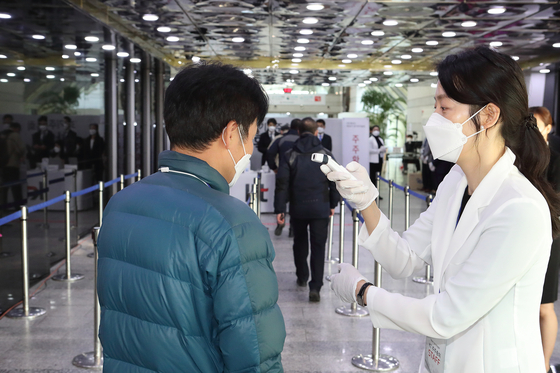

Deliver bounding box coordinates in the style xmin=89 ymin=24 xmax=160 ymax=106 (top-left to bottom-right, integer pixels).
xmin=369 ymin=135 xmax=385 ymax=164
xmin=360 ymin=148 xmax=551 ymax=373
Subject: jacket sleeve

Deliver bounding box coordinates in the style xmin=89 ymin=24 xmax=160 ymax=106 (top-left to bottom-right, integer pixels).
xmin=364 ymin=198 xmax=550 ymax=339
xmin=328 ymin=180 xmax=340 ymax=209
xmin=212 ymin=223 xmax=285 ymax=373
xmin=369 ymin=137 xmax=381 ymax=154
xmin=257 ymin=134 xmax=268 ymax=154
xmin=273 ymin=152 xmax=290 ymax=214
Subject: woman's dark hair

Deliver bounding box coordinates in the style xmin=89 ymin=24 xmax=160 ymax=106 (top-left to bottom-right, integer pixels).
xmin=164 ymin=62 xmax=268 ymax=151
xmin=438 ymin=46 xmax=560 ymax=237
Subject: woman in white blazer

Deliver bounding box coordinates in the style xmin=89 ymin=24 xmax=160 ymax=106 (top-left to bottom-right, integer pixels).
xmin=321 ymin=46 xmax=560 ymax=373
xmin=369 ymin=125 xmax=386 ymax=182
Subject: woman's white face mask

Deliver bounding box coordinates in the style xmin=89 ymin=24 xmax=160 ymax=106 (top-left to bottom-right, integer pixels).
xmin=422 ymin=105 xmax=487 ymax=163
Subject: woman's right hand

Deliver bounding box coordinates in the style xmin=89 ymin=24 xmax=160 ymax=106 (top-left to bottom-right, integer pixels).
xmin=320 ymin=161 xmax=378 ymax=211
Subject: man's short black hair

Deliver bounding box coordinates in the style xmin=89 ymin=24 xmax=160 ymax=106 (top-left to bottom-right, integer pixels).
xmin=300 ymin=117 xmax=318 ymax=134
xmin=64 ymin=116 xmax=71 ymax=123
xmin=267 ymin=118 xmax=277 ymax=126
xmin=90 ymin=123 xmax=99 ymax=130
xmin=164 ymin=62 xmax=269 ymax=151
xmin=38 ymin=115 xmax=48 ymax=123
xmin=3 ymin=114 xmax=13 ymax=121
xmin=290 ymin=118 xmax=301 ymax=130
xmin=316 ymin=119 xmax=325 ymax=126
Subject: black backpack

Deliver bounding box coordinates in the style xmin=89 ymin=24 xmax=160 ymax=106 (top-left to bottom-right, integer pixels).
xmin=0 ymin=129 xmax=11 ymax=167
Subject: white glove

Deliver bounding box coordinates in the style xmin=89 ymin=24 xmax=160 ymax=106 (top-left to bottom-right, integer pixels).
xmin=330 ymin=263 xmax=368 ymax=304
xmin=379 ymin=146 xmax=387 ymax=153
xmin=429 ymin=162 xmax=435 ymax=172
xmin=320 ymin=161 xmax=378 ymax=210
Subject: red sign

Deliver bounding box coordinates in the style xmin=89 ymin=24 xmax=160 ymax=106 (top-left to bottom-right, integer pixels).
xmin=314 ymin=96 xmax=321 ymax=102
xmin=283 ymin=88 xmax=292 ymax=93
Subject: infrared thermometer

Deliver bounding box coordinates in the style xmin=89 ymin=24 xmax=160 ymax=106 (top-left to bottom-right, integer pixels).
xmin=311 ymin=153 xmax=357 ymax=180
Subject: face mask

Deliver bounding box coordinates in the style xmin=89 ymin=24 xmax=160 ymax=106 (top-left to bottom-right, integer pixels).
xmin=222 ymin=127 xmax=251 ymax=188
xmin=317 ymin=127 xmax=325 ymax=134
xmin=39 ymin=125 xmax=47 ymax=131
xmin=54 ymin=146 xmax=60 ymax=153
xmin=372 ymin=130 xmax=380 ymax=137
xmin=422 ymin=105 xmax=487 ymax=163
xmin=63 ymin=122 xmax=69 ymax=129
xmin=89 ymin=129 xmax=97 ymax=136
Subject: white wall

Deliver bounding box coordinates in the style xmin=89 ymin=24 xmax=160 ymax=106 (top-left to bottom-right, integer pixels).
xmin=406 ymin=85 xmax=436 ymax=140
xmin=524 ymin=71 xmax=546 ymax=108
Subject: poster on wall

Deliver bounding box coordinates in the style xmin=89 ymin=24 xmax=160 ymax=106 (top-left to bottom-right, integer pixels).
xmin=341 ymin=118 xmax=370 ymax=171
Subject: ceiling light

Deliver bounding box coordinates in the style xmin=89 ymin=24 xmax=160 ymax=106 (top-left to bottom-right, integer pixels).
xmin=61 ymin=54 xmax=70 ymax=59
xmin=412 ymin=48 xmax=423 ymax=53
xmin=342 ymin=59 xmax=352 ymax=63
xmin=294 ymin=46 xmax=306 ymax=51
xmin=290 ymin=70 xmax=299 ymax=74
xmin=293 ymin=53 xmax=303 ymax=58
xmin=361 ymin=40 xmax=374 ymax=45
xmin=102 ymin=44 xmax=116 ymax=50
xmin=426 ymin=40 xmax=438 ymax=46
xmin=488 ymin=7 xmax=506 ymax=14
xmin=167 ymin=36 xmax=180 ymax=42
xmin=0 ymin=54 xmax=6 ymax=58
xmin=364 ymin=80 xmax=372 ymax=84
xmin=91 ymin=73 xmax=99 ymax=77
xmin=61 ymin=78 xmax=66 ymax=81
xmin=292 ymin=58 xmax=302 ymax=63
xmin=489 ymin=41 xmax=503 ymax=47
xmin=383 ymin=71 xmax=393 ymax=75
xmin=232 ymin=37 xmax=245 ymax=43
xmin=85 ymin=36 xmax=99 ymax=42
xmin=410 ymin=78 xmax=419 ymax=82
xmin=24 ymin=78 xmax=30 ymax=82
xmin=7 ymin=73 xmax=15 ymax=77
xmin=130 ymin=58 xmax=141 ymax=63
xmin=392 ymin=59 xmax=401 ymax=64
xmin=117 ymin=52 xmax=129 ymax=58
xmin=74 ymin=51 xmax=81 ymax=56
xmin=371 ymin=30 xmax=385 ymax=36
xmin=442 ymin=32 xmax=456 ymax=38
xmin=300 ymin=29 xmax=313 ymax=35
xmin=46 ymin=75 xmax=55 ymax=79
xmin=0 ymin=13 xmax=11 ymax=19
xmin=17 ymin=66 xmax=25 ymax=71
xmin=86 ymin=57 xmax=97 ymax=62
xmin=431 ymin=83 xmax=437 ymax=88
xmin=192 ymin=56 xmax=200 ymax=63
xmin=45 ymin=67 xmax=55 ymax=71
xmin=32 ymin=34 xmax=45 ymax=40
xmin=328 ymin=77 xmax=336 ymax=81
xmin=135 ymin=79 xmax=139 ymax=82
xmin=303 ymin=17 xmax=318 ymax=24
xmin=142 ymin=14 xmax=159 ymax=21
xmin=243 ymin=69 xmax=252 ymax=75
xmin=322 ymin=83 xmax=330 ymax=86
xmin=158 ymin=26 xmax=172 ymax=33
xmin=553 ymin=43 xmax=560 ymax=48
xmin=65 ymin=44 xmax=77 ymax=50
xmin=511 ymin=56 xmax=519 ymax=61
xmin=347 ymin=54 xmax=358 ymax=59
xmin=430 ymin=72 xmax=439 ymax=76
xmin=384 ymin=65 xmax=392 ymax=68
xmin=383 ymin=20 xmax=398 ymax=26
xmin=338 ymin=64 xmax=346 ymax=67
xmin=120 ymin=78 xmax=125 ymax=82
xmin=401 ymin=54 xmax=411 ymax=59
xmin=307 ymin=3 xmax=324 ymax=11
xmin=0 ymin=79 xmax=7 ymax=83
xmin=395 ymin=83 xmax=403 ymax=87
xmin=461 ymin=21 xmax=477 ymax=27
xmin=358 ymin=83 xmax=366 ymax=87
xmin=370 ymin=77 xmax=379 ymax=82
xmin=540 ymin=69 xmax=550 ymax=74
xmin=297 ymin=38 xmax=309 ymax=44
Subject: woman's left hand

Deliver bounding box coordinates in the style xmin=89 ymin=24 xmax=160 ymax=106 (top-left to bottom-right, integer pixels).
xmin=330 ymin=263 xmax=368 ymax=304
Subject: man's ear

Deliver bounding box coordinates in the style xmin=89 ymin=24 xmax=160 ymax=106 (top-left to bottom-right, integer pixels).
xmin=222 ymin=120 xmax=239 ymax=150
xmin=483 ymin=103 xmax=501 ymax=129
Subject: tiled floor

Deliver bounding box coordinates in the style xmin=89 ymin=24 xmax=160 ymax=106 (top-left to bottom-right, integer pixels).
xmin=1 ymin=160 xmax=560 ymax=372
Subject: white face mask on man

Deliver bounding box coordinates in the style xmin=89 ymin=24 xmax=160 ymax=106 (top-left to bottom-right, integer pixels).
xmin=422 ymin=105 xmax=487 ymax=163
xmin=222 ymin=126 xmax=251 ymax=187
xmin=317 ymin=127 xmax=325 ymax=134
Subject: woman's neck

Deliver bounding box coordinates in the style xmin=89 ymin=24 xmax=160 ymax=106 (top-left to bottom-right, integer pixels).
xmin=458 ymin=142 xmax=506 ymax=195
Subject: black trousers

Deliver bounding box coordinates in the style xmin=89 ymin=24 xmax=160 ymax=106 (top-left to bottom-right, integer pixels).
xmin=291 ymin=217 xmax=329 ymax=291
xmin=369 ymin=162 xmax=383 ymax=183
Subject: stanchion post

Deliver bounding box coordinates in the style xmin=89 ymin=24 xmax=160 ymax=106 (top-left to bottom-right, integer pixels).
xmin=413 ymin=194 xmax=434 ymax=285
xmin=336 ymin=209 xmax=369 ymax=317
xmin=256 ymin=173 xmax=261 ymax=219
xmin=119 ymin=174 xmax=124 ymax=191
xmin=250 ymin=178 xmax=258 ymax=215
xmin=375 ymin=172 xmax=380 ymax=206
xmin=42 ymin=170 xmax=49 ymax=228
xmin=6 ymin=206 xmax=47 ymax=319
xmin=338 ymin=199 xmax=345 ymax=264
xmin=73 ymin=169 xmax=79 ymax=238
xmin=98 ymin=182 xmax=104 ymax=227
xmin=404 ymin=186 xmax=410 ymax=230
xmin=325 ymin=214 xmax=338 ymax=263
xmin=52 ymin=192 xmax=84 ymax=282
xmin=72 ymin=227 xmax=103 ymax=369
xmin=137 ymin=169 xmax=142 ymax=182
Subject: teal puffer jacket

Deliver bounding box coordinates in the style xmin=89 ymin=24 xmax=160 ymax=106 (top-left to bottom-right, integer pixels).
xmin=97 ymin=151 xmax=285 ymax=372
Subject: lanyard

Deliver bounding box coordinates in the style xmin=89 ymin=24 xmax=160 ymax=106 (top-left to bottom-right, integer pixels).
xmin=159 ymin=167 xmax=210 ymax=188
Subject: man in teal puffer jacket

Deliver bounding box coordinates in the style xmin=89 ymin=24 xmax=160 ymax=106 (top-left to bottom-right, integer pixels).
xmin=97 ymin=62 xmax=286 ymax=372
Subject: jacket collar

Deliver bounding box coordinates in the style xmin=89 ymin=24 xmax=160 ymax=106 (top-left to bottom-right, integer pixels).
xmin=157 ymin=150 xmax=229 ymax=194
xmin=294 ymin=133 xmax=322 ymax=153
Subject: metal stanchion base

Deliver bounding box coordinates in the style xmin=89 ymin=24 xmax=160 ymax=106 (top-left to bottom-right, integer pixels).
xmin=0 ymin=252 xmax=13 ymax=258
xmin=52 ymin=273 xmax=85 ymax=282
xmin=87 ymin=252 xmax=94 ymax=258
xmin=72 ymin=352 xmax=103 ymax=369
xmin=352 ymin=354 xmax=399 ymax=371
xmin=6 ymin=307 xmax=46 ymax=319
xmin=325 ymin=258 xmax=339 ymax=264
xmin=325 ymin=274 xmax=332 ymax=282
xmin=335 ymin=305 xmax=369 ymax=317
xmin=412 ymin=276 xmax=433 ymax=285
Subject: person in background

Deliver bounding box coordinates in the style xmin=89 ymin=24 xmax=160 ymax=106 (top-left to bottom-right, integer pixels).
xmin=530 ymin=106 xmax=560 ymax=373
xmin=316 ymin=119 xmax=332 ymax=151
xmin=257 ymin=118 xmax=277 ymax=167
xmin=49 ymin=140 xmax=65 ymax=167
xmin=97 ymin=62 xmax=285 ymax=373
xmin=83 ymin=123 xmax=105 ymax=182
xmin=2 ymin=122 xmax=26 ymax=207
xmin=274 ymin=117 xmax=340 ymax=302
xmin=60 ymin=116 xmax=78 ymax=162
xmin=421 ymin=138 xmax=435 ymax=193
xmin=32 ymin=115 xmax=55 ymax=167
xmin=431 ymin=159 xmax=454 ymax=192
xmin=369 ymin=125 xmax=386 ymax=199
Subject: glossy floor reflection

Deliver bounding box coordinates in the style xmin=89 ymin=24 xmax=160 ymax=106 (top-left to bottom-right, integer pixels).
xmin=1 ymin=161 xmax=560 ymax=372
